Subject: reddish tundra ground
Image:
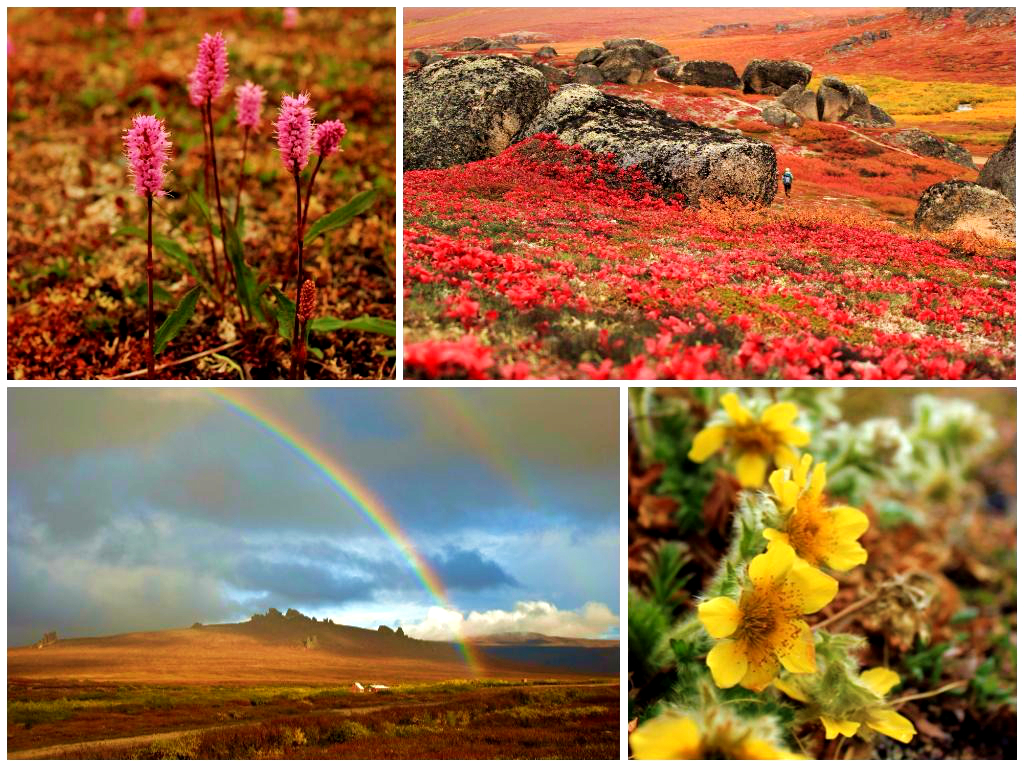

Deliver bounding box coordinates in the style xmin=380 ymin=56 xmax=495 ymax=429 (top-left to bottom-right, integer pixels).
xmin=403 ymin=9 xmax=1015 ymax=380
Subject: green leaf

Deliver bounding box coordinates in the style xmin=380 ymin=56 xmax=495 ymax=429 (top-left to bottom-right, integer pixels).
xmin=309 ymin=315 xmax=395 ymax=336
xmin=189 ymin=192 xmax=213 ymax=226
xmin=309 ymin=346 xmax=324 ymax=360
xmin=115 ymin=227 xmax=202 ymax=284
xmin=303 ymin=189 xmax=376 ymax=245
xmin=225 ymin=223 xmax=265 ymax=321
xmin=153 ymin=285 xmax=201 ymax=356
xmin=129 ymin=281 xmax=173 ymax=307
xmin=380 ymin=349 xmax=396 ymax=358
xmin=271 ymin=286 xmax=295 ymax=341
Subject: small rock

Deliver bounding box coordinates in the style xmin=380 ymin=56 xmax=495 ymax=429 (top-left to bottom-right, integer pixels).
xmin=575 ymin=47 xmax=603 ymax=64
xmin=535 ymin=45 xmax=557 ymax=58
xmin=408 ymin=49 xmax=429 ymax=67
xmin=573 ymin=63 xmax=604 ymax=85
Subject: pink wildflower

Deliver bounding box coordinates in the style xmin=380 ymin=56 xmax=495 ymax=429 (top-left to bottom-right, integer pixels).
xmin=123 ymin=114 xmax=171 ymax=198
xmin=282 ymin=7 xmax=299 ymax=29
xmin=188 ymin=32 xmax=228 ymax=104
xmin=6 ymin=35 xmax=12 ymax=57
xmin=235 ymin=80 xmax=266 ymax=130
xmin=314 ymin=120 xmax=347 ymax=157
xmin=127 ymin=7 xmax=145 ymax=29
xmin=276 ymin=92 xmax=315 ymax=173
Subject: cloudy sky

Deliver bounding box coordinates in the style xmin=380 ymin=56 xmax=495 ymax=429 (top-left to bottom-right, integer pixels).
xmin=7 ymin=388 xmax=620 ymax=647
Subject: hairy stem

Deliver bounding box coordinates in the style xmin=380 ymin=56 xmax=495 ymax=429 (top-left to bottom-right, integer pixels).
xmin=889 ymin=680 xmax=968 ymax=706
xmin=810 ymin=592 xmax=882 ymax=631
xmin=146 ymin=194 xmax=155 ymax=379
xmin=233 ymin=126 xmax=250 ymax=228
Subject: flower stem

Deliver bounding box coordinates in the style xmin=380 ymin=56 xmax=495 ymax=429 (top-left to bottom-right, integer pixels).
xmin=205 ymin=97 xmax=245 ymax=323
xmin=146 ymin=194 xmax=155 ymax=379
xmin=291 ymin=168 xmax=304 ymax=379
xmin=810 ymin=591 xmax=881 ymax=631
xmin=233 ymin=126 xmax=250 ymax=228
xmin=300 ymin=154 xmax=323 ymax=233
xmin=199 ymin=112 xmax=222 ymax=299
xmin=889 ymin=680 xmax=968 ymax=706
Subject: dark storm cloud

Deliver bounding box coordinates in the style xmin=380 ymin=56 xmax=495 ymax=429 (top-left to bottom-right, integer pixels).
xmin=7 ymin=388 xmax=620 ymax=646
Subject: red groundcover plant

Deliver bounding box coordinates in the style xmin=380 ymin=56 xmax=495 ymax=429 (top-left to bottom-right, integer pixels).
xmin=403 ymin=135 xmax=1014 ymax=380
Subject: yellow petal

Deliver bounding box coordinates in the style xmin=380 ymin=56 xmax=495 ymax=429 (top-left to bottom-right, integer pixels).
xmin=809 ymin=461 xmax=827 ymax=500
xmin=736 ymin=739 xmax=806 ymax=760
xmin=831 ymin=505 xmax=870 ymax=538
xmin=769 ymin=469 xmax=799 ymax=511
xmin=750 ymin=540 xmax=796 ymax=586
xmin=787 ymin=559 xmax=838 ymax=614
xmin=698 ymin=597 xmax=742 ymax=639
xmin=793 ymin=453 xmax=813 ymax=487
xmin=860 ymin=667 xmax=901 ymax=697
xmin=630 ymin=713 xmax=702 ymax=759
xmin=689 ymin=425 xmax=727 ymax=463
xmin=721 ymin=393 xmax=752 ymax=426
xmin=763 ymin=527 xmax=791 ymax=546
xmin=707 ymin=639 xmax=748 ymax=688
xmin=774 ymin=444 xmax=798 ymax=470
xmin=775 ymin=620 xmax=816 ymax=675
xmin=824 ymin=540 xmax=868 ymax=571
xmin=866 ymin=709 xmax=916 ymax=743
xmin=761 ymin=401 xmax=798 ymax=430
xmin=782 ymin=426 xmax=811 ymax=447
xmin=773 ymin=677 xmax=810 ymax=703
xmin=821 ymin=716 xmax=861 ymax=739
xmin=735 ymin=451 xmax=768 ymax=488
xmin=739 ymin=653 xmax=779 ymax=691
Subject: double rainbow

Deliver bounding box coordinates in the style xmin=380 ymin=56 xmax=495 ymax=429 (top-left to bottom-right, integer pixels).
xmin=208 ymin=389 xmax=481 ymax=673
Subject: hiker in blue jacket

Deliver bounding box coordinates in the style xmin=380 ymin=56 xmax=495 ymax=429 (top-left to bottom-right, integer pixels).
xmin=781 ymin=167 xmax=793 ymax=198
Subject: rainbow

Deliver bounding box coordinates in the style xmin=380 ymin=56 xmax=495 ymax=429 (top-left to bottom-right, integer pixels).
xmin=206 ymin=389 xmax=481 ymax=673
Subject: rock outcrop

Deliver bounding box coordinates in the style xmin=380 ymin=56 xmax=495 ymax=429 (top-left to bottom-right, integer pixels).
xmin=702 ymin=23 xmax=749 ymax=37
xmin=408 ymin=49 xmax=429 ymax=67
xmin=816 ymin=77 xmax=871 ymax=122
xmin=657 ymin=60 xmax=741 ymax=89
xmin=915 ymin=180 xmax=1015 ymax=239
xmin=778 ymin=84 xmax=818 ymax=121
xmin=536 ymin=62 xmax=571 ymax=85
xmin=520 ymin=84 xmax=778 ymax=205
xmin=741 ymin=59 xmax=812 ymax=95
xmin=883 ymin=129 xmax=977 ymax=169
xmin=977 ymin=127 xmax=1015 ymax=203
xmin=535 ymin=45 xmax=557 ymax=58
xmin=964 ymin=7 xmax=1015 ymax=28
xmin=404 ymin=56 xmax=549 ymax=170
xmin=575 ymin=47 xmax=602 ymax=64
xmin=603 ymin=38 xmax=670 ymax=59
xmin=906 ymin=8 xmax=952 ymax=23
xmin=598 ymin=45 xmax=656 ymax=84
xmin=573 ymin=63 xmax=603 ymax=85
xmin=762 ymin=102 xmax=803 ymax=128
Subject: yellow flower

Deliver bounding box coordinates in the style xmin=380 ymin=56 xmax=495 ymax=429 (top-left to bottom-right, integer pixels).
xmin=630 ymin=710 xmax=805 ymax=760
xmin=698 ymin=541 xmax=837 ymax=691
xmin=774 ymin=667 xmax=916 ymax=744
xmin=689 ymin=393 xmax=810 ymax=488
xmin=765 ymin=455 xmax=870 ymax=570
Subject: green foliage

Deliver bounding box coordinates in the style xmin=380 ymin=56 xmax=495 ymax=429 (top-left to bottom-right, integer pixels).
xmin=226 ymin=222 xmax=265 ymax=323
xmin=628 ymin=589 xmax=672 ymax=684
xmin=901 ymin=637 xmax=956 ymax=687
xmin=310 ymin=315 xmax=396 ymax=336
xmin=645 ymin=541 xmax=692 ymax=612
xmin=303 ymin=189 xmax=376 ymax=245
xmin=271 ymin=287 xmax=295 ymax=341
xmin=154 ymin=285 xmax=201 ymax=356
xmin=647 ymin=405 xmax=717 ymax=535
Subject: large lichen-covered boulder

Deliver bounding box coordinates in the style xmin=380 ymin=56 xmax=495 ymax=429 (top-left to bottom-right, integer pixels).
xmin=519 ymin=84 xmax=778 ymax=204
xmin=883 ymin=129 xmax=976 ymax=169
xmin=598 ymin=45 xmax=655 ymax=84
xmin=977 ymin=127 xmax=1015 ymax=203
xmin=741 ymin=59 xmax=812 ymax=95
xmin=404 ymin=56 xmax=550 ymax=170
xmin=658 ymin=60 xmax=740 ymax=89
xmin=915 ymin=180 xmax=1015 ymax=240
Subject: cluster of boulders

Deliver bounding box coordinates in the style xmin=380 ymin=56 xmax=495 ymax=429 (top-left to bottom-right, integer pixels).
xmin=702 ymin=22 xmax=749 ymax=37
xmin=760 ymin=73 xmax=893 ymax=128
xmin=829 ymin=29 xmax=890 ymax=53
xmin=404 ymin=55 xmax=780 ymax=205
xmin=906 ymin=7 xmax=1015 ymax=27
xmin=915 ymin=128 xmax=1015 ymax=239
xmin=659 ymin=60 xmax=741 ymax=89
xmin=572 ymin=38 xmax=671 ymax=85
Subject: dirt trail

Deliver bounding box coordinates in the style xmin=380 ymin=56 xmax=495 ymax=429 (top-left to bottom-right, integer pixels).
xmin=8 ymin=682 xmax=615 ymax=759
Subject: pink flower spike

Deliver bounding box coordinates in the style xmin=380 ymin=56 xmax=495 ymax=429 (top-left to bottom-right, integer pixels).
xmin=276 ymin=92 xmax=315 ymax=173
xmin=314 ymin=120 xmax=347 ymax=158
xmin=236 ymin=81 xmax=266 ymax=130
xmin=123 ymin=114 xmax=171 ymax=198
xmin=188 ymin=32 xmax=229 ymax=104
xmin=283 ymin=8 xmax=299 ymax=29
xmin=127 ymin=7 xmax=145 ymax=29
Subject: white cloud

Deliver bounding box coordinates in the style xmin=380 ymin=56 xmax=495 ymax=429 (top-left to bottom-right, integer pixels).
xmin=402 ymin=600 xmax=618 ymax=641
